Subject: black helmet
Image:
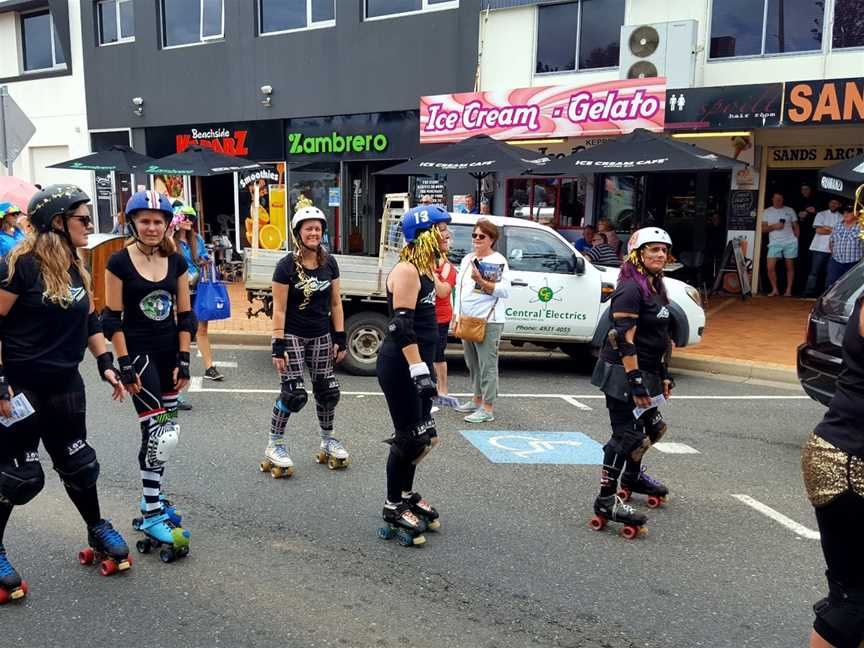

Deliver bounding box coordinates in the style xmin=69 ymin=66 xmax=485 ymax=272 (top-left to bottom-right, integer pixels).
xmin=27 ymin=184 xmax=91 ymax=233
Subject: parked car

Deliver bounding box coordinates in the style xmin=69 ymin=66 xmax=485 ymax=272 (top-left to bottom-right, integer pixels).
xmin=798 ymin=260 xmax=864 ymax=405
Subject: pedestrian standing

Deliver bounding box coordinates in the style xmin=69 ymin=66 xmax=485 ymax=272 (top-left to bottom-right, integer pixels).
xmin=432 ymin=222 xmax=457 ymax=406
xmin=801 ymin=292 xmax=864 ymax=648
xmin=805 ymin=198 xmax=842 ymax=297
xmin=453 ymin=218 xmax=511 ymax=423
xmin=826 ymin=205 xmax=863 ymax=288
xmin=589 ymin=227 xmax=675 ymax=537
xmin=0 ymin=185 xmax=131 ymax=603
xmin=376 ymin=205 xmax=451 ymax=546
xmin=265 ymin=204 xmax=348 ymax=478
xmin=0 ymin=203 xmax=26 ymax=257
xmin=762 ymin=192 xmax=800 ymax=297
xmin=103 ymin=190 xmax=193 ymax=562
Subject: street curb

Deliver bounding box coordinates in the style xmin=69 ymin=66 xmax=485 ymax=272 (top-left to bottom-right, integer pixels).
xmin=210 ymin=331 xmax=271 ymax=346
xmin=670 ymin=353 xmax=797 ymax=385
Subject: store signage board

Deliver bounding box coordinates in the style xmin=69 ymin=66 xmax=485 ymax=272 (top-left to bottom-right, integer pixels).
xmin=420 ymin=78 xmax=666 ymax=144
xmin=768 ymin=145 xmax=864 ymax=169
xmin=784 ymin=77 xmax=864 ymax=126
xmin=665 ymin=83 xmax=783 ymax=130
xmin=145 ymin=120 xmax=284 ymax=160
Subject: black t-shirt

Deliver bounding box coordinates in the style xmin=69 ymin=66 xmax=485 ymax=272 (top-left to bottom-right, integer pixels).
xmin=382 ymin=270 xmax=438 ymax=366
xmin=272 ymin=254 xmax=339 ymax=338
xmin=107 ymin=248 xmax=188 ymax=353
xmin=601 ymin=281 xmax=671 ymax=373
xmin=0 ymin=254 xmax=89 ymax=389
xmin=815 ymin=296 xmax=864 ymax=456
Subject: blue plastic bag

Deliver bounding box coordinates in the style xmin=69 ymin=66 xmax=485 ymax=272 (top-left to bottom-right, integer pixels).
xmin=193 ymin=262 xmax=231 ymax=322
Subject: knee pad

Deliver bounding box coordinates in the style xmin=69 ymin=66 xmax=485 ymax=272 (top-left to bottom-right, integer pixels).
xmin=55 ymin=440 xmax=100 ymax=492
xmin=641 ymin=409 xmax=667 ymax=444
xmin=813 ymin=576 xmax=864 ymax=646
xmin=144 ymin=422 xmax=180 ymax=469
xmin=388 ymin=419 xmax=436 ymax=463
xmin=313 ymin=376 xmax=340 ymax=409
xmin=278 ymin=379 xmax=308 ymax=413
xmin=0 ymin=453 xmax=45 ymax=505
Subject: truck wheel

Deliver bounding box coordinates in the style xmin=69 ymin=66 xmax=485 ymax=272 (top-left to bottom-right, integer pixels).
xmin=342 ymin=312 xmax=389 ymax=376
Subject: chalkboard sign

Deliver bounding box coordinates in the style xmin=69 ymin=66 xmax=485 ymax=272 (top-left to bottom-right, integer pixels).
xmin=728 ymin=190 xmax=758 ymax=231
xmin=413 ymin=177 xmax=446 ymax=206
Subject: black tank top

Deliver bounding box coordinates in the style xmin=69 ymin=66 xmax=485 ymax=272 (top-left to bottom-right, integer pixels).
xmin=382 ymin=268 xmax=438 ymax=362
xmin=815 ymin=296 xmax=864 ymax=456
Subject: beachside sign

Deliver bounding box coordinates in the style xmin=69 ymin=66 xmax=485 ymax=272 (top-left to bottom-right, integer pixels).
xmin=420 ymin=78 xmax=666 ymax=144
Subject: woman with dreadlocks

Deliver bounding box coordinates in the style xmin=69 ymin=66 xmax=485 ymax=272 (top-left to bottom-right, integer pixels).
xmin=375 ymin=205 xmax=451 ymax=547
xmin=264 ymin=201 xmax=347 ymax=479
xmin=589 ymin=227 xmax=675 ymax=539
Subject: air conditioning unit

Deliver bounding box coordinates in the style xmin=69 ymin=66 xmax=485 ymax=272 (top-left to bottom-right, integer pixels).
xmin=619 ymin=20 xmax=697 ymax=89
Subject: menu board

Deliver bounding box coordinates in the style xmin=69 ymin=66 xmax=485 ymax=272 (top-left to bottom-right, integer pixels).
xmin=413 ymin=177 xmax=446 ymax=206
xmin=728 ymin=190 xmax=758 ymax=231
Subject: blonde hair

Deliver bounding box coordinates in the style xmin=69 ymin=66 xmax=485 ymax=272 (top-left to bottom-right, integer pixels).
xmin=5 ymin=231 xmax=92 ymax=307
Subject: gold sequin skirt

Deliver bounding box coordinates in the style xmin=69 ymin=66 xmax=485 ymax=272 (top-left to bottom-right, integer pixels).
xmin=802 ymin=433 xmax=864 ymax=507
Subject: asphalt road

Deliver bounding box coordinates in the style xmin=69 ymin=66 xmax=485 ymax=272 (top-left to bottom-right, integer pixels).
xmin=2 ymin=347 xmax=827 ymax=648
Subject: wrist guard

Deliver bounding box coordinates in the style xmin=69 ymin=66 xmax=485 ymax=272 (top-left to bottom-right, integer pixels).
xmin=96 ymin=352 xmax=117 ymax=382
xmin=272 ymin=337 xmax=287 ymax=359
xmin=117 ymin=355 xmax=136 ymax=386
xmin=626 ymin=369 xmax=649 ymax=398
xmin=177 ymin=351 xmax=191 ymax=380
xmin=332 ymin=331 xmax=347 ymax=352
xmin=0 ymin=367 xmax=9 ymax=401
xmin=659 ymin=365 xmax=675 ymax=389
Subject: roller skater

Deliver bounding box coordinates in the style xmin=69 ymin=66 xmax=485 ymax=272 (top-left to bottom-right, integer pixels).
xmin=78 ymin=519 xmax=132 ymax=576
xmin=105 ymin=190 xmax=194 ymax=558
xmin=0 ymin=185 xmax=131 ymax=598
xmin=376 ymin=205 xmax=452 ymax=547
xmin=590 ymin=227 xmax=676 ymax=535
xmin=268 ymin=198 xmax=348 ymax=477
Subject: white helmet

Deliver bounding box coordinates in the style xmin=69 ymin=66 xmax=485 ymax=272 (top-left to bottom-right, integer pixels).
xmin=291 ymin=206 xmax=327 ymax=232
xmin=627 ymin=227 xmax=673 ymax=255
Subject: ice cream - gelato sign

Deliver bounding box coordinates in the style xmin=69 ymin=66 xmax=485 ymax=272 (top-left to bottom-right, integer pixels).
xmin=420 ymin=79 xmax=666 ymax=144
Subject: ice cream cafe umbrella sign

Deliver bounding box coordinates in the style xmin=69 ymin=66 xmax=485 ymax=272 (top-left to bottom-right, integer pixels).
xmin=420 ymin=78 xmax=666 ymax=144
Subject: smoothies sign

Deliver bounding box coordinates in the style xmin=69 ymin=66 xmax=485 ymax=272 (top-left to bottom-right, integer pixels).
xmin=420 ymin=79 xmax=666 ymax=144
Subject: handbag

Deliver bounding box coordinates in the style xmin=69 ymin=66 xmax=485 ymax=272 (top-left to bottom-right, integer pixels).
xmin=453 ymin=255 xmax=497 ymax=343
xmin=193 ymin=261 xmax=231 ymax=322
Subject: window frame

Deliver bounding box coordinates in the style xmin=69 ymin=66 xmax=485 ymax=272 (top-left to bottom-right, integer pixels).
xmin=161 ymin=0 xmax=224 ymax=50
xmin=364 ymin=0 xmax=459 ymax=23
xmin=97 ymin=0 xmax=135 ymax=47
xmin=829 ymin=0 xmax=864 ymax=52
xmin=707 ymin=0 xmax=829 ymax=62
xmin=20 ymin=9 xmax=65 ymax=73
xmin=534 ymin=0 xmax=624 ymax=76
xmin=258 ymin=0 xmax=335 ymax=37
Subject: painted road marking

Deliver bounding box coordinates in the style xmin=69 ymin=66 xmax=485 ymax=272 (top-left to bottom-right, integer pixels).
xmin=460 ymin=431 xmax=603 ymax=464
xmin=212 ymin=361 xmax=238 ymax=368
xmin=561 ymin=396 xmax=592 ymax=411
xmin=731 ymin=494 xmax=820 ymax=540
xmin=653 ymin=442 xmax=700 ymax=454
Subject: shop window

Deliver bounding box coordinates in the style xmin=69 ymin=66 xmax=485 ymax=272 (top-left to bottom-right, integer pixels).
xmin=365 ymin=0 xmax=458 ymax=21
xmin=709 ymin=0 xmax=824 ymax=59
xmin=558 ymin=177 xmax=586 ymax=229
xmin=287 ymin=166 xmax=339 ymax=251
xmin=504 ymin=228 xmax=577 ymax=275
xmin=536 ymin=0 xmax=624 ymax=74
xmin=97 ymin=0 xmax=134 ymax=46
xmin=260 ymin=0 xmax=335 ymax=35
xmin=161 ymin=0 xmax=223 ymax=48
xmin=21 ymin=10 xmax=66 ymax=71
xmin=833 ymin=0 xmax=864 ymax=49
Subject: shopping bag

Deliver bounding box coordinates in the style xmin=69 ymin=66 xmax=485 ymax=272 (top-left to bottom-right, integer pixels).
xmin=193 ymin=262 xmax=231 ymax=322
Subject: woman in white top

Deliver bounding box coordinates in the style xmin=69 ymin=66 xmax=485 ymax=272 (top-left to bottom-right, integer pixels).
xmin=453 ymin=218 xmax=511 ymax=423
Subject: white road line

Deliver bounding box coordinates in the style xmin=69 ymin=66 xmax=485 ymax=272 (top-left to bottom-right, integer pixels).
xmin=212 ymin=361 xmax=238 ymax=368
xmin=561 ymin=396 xmax=592 ymax=411
xmin=653 ymin=442 xmax=700 ymax=454
xmin=731 ymin=494 xmax=820 ymax=540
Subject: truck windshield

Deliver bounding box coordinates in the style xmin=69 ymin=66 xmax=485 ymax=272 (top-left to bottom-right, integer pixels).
xmin=447 ymin=224 xmax=474 ymax=267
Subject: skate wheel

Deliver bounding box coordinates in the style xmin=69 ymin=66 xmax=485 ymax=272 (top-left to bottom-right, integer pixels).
xmin=159 ymin=548 xmax=175 ymax=563
xmin=427 ymin=519 xmax=441 ymax=531
xmin=118 ymin=557 xmax=132 ymax=571
xmin=0 ymin=588 xmax=8 ymax=605
xmin=411 ymin=534 xmax=426 ymax=546
xmin=327 ymin=459 xmax=337 ymax=470
xmin=136 ymin=539 xmax=152 ymax=554
xmin=99 ymin=559 xmax=117 ymax=576
xmin=646 ymin=496 xmax=663 ymax=509
xmin=617 ymin=488 xmax=632 ymax=502
xmin=377 ymin=526 xmax=395 ymax=540
xmin=588 ymin=516 xmax=606 ymax=531
xmin=78 ymin=547 xmax=95 ymax=565
xmin=315 ymin=452 xmax=326 ymax=464
xmin=396 ymin=531 xmax=413 ymax=547
xmin=259 ymin=460 xmax=272 ymax=473
xmin=132 ymin=516 xmax=143 ymax=530
xmin=620 ymin=525 xmax=639 ymax=540
xmin=177 ymin=546 xmax=189 ymax=558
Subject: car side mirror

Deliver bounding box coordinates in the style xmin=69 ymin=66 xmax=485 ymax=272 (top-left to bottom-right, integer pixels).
xmin=574 ymin=256 xmax=585 ymax=275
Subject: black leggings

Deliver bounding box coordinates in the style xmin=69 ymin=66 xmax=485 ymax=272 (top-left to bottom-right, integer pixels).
xmin=0 ymin=372 xmax=101 ymax=542
xmin=599 ymin=394 xmax=664 ymax=496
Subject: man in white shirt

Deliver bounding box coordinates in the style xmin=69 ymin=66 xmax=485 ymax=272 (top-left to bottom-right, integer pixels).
xmin=804 ymin=198 xmax=842 ymax=297
xmin=761 ymin=192 xmax=800 ymax=297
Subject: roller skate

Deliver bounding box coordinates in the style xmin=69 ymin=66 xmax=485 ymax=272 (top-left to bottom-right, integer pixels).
xmin=0 ymin=545 xmax=27 ymax=604
xmin=619 ymin=466 xmax=669 ymax=509
xmin=132 ymin=494 xmax=182 ymax=529
xmin=407 ymin=492 xmax=440 ymax=531
xmin=133 ymin=511 xmax=190 ymax=563
xmin=589 ymin=494 xmax=648 ymax=539
xmin=78 ymin=519 xmax=132 ymax=576
xmin=315 ymin=436 xmax=349 ymax=470
xmin=260 ymin=434 xmax=294 ymax=478
xmin=377 ymin=501 xmax=427 ymax=547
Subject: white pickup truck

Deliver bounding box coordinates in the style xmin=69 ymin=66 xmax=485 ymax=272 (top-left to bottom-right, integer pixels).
xmin=243 ymin=211 xmax=706 ymax=376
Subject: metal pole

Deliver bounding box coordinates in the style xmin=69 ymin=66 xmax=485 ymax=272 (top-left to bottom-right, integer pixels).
xmin=0 ymin=85 xmax=11 ymax=175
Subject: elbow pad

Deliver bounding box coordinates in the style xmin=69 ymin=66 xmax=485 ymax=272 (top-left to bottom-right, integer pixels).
xmin=102 ymin=309 xmax=123 ymax=339
xmin=387 ymin=309 xmax=417 ymax=349
xmin=607 ymin=316 xmax=639 ymax=358
xmin=87 ymin=311 xmax=103 ymax=337
xmin=177 ymin=310 xmax=195 ymax=335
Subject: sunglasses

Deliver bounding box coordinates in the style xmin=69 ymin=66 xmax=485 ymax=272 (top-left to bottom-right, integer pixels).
xmin=471 ymin=233 xmax=488 ymax=240
xmin=70 ymin=215 xmax=93 ymax=227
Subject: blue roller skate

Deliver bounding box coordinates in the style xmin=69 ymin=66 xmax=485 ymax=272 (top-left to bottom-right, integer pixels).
xmin=377 ymin=501 xmax=427 ymax=547
xmin=78 ymin=519 xmax=132 ymax=576
xmin=133 ymin=511 xmax=190 ymax=563
xmin=132 ymin=494 xmax=182 ymax=528
xmin=0 ymin=544 xmax=27 ymax=603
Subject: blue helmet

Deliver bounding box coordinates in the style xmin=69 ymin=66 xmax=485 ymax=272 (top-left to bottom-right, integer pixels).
xmin=125 ymin=190 xmax=174 ymax=221
xmin=400 ymin=205 xmax=451 ymax=244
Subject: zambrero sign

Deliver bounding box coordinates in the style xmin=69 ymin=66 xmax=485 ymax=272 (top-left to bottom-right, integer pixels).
xmin=420 ymin=78 xmax=666 ymax=143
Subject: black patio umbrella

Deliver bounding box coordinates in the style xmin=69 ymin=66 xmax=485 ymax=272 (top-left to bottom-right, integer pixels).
xmin=48 ymin=145 xmax=156 ymax=173
xmin=818 ymin=153 xmax=864 ymax=199
xmin=145 ymin=145 xmax=261 ymax=176
xmin=534 ymin=128 xmax=743 ymax=176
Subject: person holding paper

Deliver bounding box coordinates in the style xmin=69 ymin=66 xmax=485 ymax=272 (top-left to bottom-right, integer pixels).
xmin=0 ymin=185 xmax=131 ymax=602
xmin=589 ymin=227 xmax=676 ymax=537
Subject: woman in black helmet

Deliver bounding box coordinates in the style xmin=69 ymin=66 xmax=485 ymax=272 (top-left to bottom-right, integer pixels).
xmin=0 ymin=185 xmax=131 ymax=604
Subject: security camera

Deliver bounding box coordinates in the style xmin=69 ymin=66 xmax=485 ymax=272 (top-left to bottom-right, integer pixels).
xmin=260 ymin=85 xmax=272 ymax=95
xmin=132 ymin=97 xmax=144 ymax=106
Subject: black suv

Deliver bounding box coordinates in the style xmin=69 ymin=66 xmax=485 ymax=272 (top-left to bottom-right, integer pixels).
xmin=798 ymin=260 xmax=864 ymax=406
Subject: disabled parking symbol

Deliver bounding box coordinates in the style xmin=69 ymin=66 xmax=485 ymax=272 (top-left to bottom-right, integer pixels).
xmin=459 ymin=430 xmax=603 ymax=464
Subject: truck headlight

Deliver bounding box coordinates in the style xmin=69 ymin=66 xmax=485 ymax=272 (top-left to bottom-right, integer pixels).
xmin=684 ymin=285 xmax=702 ymax=307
